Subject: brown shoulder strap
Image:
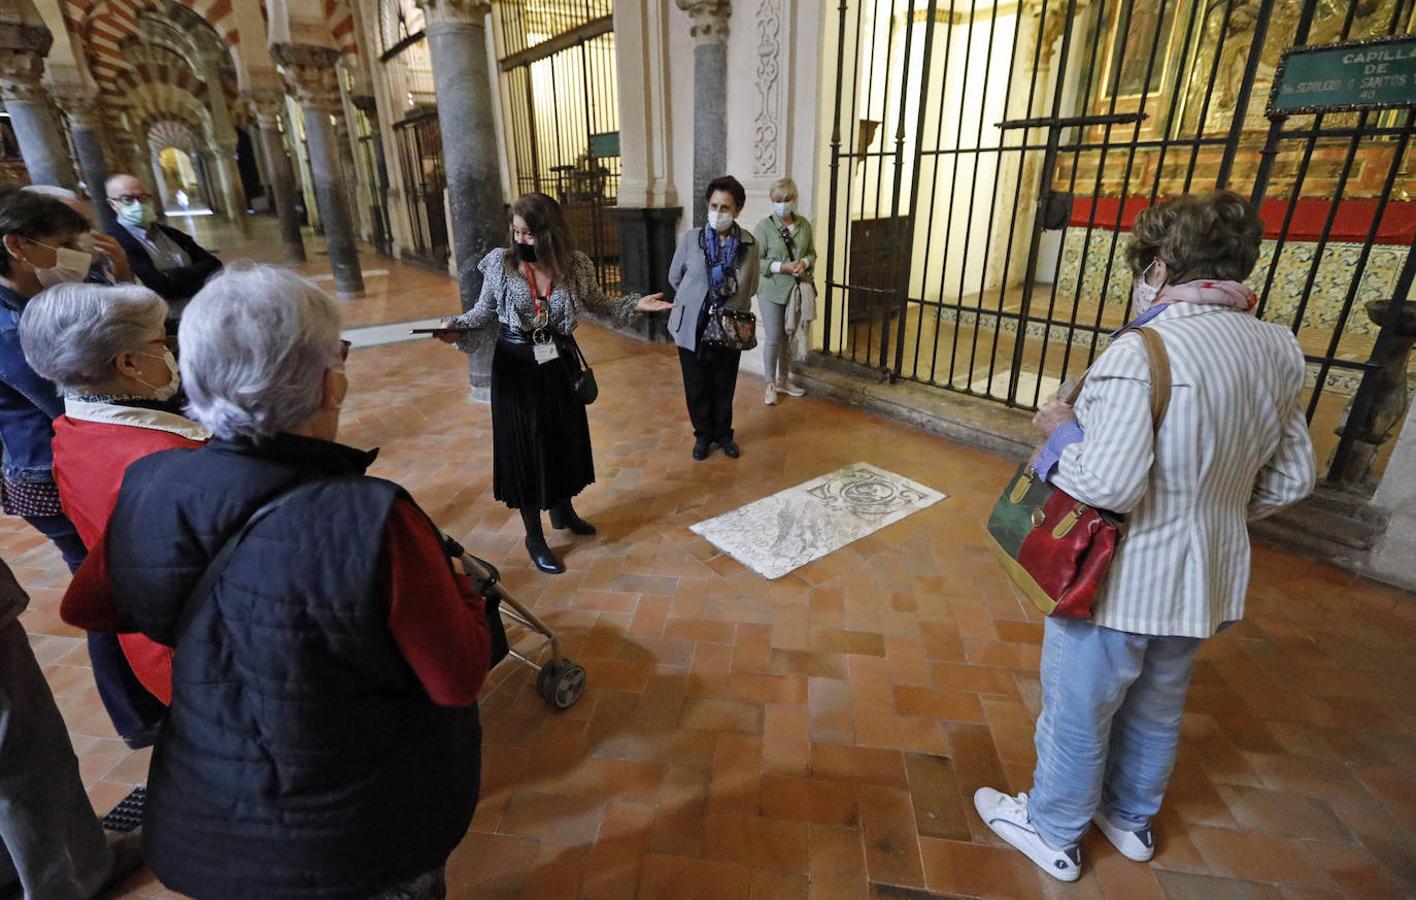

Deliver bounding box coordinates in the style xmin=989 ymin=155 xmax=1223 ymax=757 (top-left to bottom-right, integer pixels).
xmin=1061 ymin=327 xmax=1172 ymax=434
xmin=1135 ymin=327 xmax=1172 ymax=431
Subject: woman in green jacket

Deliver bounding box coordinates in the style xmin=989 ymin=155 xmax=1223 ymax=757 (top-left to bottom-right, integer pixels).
xmin=754 ymin=178 xmax=815 ymax=405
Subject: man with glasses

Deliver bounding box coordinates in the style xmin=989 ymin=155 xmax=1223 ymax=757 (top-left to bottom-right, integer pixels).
xmin=104 ymin=174 xmax=222 ymax=325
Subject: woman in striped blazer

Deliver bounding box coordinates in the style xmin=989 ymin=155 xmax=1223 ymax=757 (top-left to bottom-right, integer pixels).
xmin=974 ymin=191 xmax=1316 ymax=881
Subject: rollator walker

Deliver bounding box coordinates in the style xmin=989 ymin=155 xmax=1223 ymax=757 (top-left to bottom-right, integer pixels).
xmin=441 ymin=535 xmax=587 ymax=710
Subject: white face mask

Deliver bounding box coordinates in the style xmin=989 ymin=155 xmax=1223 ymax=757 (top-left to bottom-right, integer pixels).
xmin=136 ymin=348 xmax=180 ymax=401
xmin=28 ymin=243 xmax=92 ymax=289
xmin=1131 ymin=260 xmax=1164 ymax=316
xmin=706 ymin=210 xmax=735 ymax=233
xmin=773 ymin=201 xmax=796 ymax=219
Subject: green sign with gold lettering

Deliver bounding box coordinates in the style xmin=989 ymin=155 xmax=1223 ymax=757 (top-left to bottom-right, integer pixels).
xmin=1269 ymin=36 xmax=1416 ymax=115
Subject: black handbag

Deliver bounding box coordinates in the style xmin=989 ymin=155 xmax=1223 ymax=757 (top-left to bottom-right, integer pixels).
xmin=562 ymin=334 xmax=598 ymax=405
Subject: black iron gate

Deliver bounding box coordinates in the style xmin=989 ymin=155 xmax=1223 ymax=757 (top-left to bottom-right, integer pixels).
xmin=495 ymin=0 xmax=621 ymax=291
xmin=392 ymin=111 xmax=450 ymax=268
xmin=822 ymin=0 xmax=1415 ymax=489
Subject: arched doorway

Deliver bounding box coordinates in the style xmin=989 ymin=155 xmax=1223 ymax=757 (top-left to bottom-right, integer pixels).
xmin=148 ymin=121 xmax=216 ymax=215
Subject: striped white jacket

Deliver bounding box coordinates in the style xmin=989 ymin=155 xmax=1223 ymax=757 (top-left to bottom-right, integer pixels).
xmin=1051 ymin=302 xmax=1316 ymax=638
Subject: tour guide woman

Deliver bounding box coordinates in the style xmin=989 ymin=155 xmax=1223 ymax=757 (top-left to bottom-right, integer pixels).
xmin=438 ymin=193 xmax=671 ymax=574
xmin=667 ymin=175 xmax=760 ymax=460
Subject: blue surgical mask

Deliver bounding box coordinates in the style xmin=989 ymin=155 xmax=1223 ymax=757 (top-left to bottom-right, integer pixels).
xmin=773 ymin=201 xmax=796 ymax=219
xmin=117 ymin=200 xmax=156 ymax=228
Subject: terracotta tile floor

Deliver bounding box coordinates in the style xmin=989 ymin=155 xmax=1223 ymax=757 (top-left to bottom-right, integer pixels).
xmin=13 ymin=220 xmax=1416 ymax=899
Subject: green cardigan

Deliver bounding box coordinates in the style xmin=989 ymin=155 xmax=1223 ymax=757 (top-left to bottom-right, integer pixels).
xmin=754 ymin=215 xmax=817 ymax=306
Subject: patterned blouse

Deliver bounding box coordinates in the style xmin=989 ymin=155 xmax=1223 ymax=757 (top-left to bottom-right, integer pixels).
xmin=447 ymin=249 xmax=641 ymax=349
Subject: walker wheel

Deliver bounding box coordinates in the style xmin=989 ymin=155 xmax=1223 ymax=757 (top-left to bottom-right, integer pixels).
xmin=537 ymin=659 xmax=587 ymax=710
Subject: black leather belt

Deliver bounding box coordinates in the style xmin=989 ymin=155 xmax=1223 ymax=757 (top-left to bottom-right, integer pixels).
xmin=501 ymin=327 xmax=564 ymax=346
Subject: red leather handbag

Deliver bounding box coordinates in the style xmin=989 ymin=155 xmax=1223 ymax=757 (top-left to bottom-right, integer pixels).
xmin=985 ymin=328 xmax=1171 ymax=618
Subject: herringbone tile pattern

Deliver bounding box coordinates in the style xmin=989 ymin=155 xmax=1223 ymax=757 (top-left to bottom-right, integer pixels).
xmin=13 ymin=224 xmax=1416 ymax=899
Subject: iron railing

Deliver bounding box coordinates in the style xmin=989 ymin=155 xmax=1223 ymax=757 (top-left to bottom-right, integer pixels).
xmin=495 ymin=1 xmax=622 ymax=292
xmin=821 ymin=0 xmax=1416 ymax=489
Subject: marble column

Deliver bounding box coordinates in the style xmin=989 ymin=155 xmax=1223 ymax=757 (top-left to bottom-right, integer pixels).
xmin=248 ymin=89 xmax=306 ymax=262
xmin=200 ymin=47 xmax=248 ymax=229
xmin=246 ymin=121 xmax=274 ymax=209
xmin=675 ymin=0 xmax=730 ymax=226
xmin=417 ymin=0 xmax=504 ymax=402
xmin=272 ymin=45 xmax=362 ymax=296
xmin=0 ymin=32 xmax=77 ymax=189
xmin=334 ymin=115 xmax=365 ymax=241
xmin=52 ymin=91 xmax=114 ymax=228
xmin=131 ymin=129 xmax=167 ymax=221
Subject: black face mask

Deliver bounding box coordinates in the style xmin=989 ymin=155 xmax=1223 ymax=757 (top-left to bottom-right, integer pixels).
xmin=516 ymin=242 xmax=538 ymax=263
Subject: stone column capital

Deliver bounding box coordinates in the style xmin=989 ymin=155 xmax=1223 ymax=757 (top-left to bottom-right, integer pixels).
xmin=415 ymin=0 xmax=491 ymax=28
xmin=676 ymin=0 xmax=731 ymax=43
xmin=244 ymin=87 xmax=288 ymax=127
xmin=0 ymin=46 xmax=47 ymax=102
xmin=270 ymin=43 xmax=343 ymax=112
xmin=48 ymin=83 xmax=103 ymax=129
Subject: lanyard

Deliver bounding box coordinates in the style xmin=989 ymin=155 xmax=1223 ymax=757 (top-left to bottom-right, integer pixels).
xmin=523 ymin=262 xmax=551 ymax=332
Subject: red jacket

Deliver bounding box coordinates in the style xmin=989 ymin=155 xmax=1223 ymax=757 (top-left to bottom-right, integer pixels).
xmin=57 ymin=405 xmax=491 ymax=706
xmin=53 ymin=401 xmax=209 ymax=702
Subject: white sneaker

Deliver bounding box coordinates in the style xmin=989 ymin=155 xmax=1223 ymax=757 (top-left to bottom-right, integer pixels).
xmin=764 ymin=383 xmax=778 ymax=406
xmin=1091 ymin=812 xmax=1155 ymax=862
xmin=973 ymin=788 xmax=1082 ymax=882
xmin=776 ymin=379 xmax=806 ymax=397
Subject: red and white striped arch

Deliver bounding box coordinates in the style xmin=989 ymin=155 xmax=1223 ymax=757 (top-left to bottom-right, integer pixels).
xmin=62 ymin=0 xmax=358 ymax=101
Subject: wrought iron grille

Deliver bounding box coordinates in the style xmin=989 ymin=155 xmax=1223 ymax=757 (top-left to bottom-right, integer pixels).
xmin=495 ymin=0 xmax=622 ymax=292
xmin=392 ymin=111 xmax=450 ymax=267
xmin=821 ymin=0 xmax=1416 ymax=490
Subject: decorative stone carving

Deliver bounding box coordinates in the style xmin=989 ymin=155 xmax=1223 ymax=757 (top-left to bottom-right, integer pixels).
xmin=0 ymin=47 xmax=47 ymax=102
xmin=753 ymin=0 xmax=781 ymax=177
xmin=270 ymin=44 xmax=343 ymax=112
xmin=676 ymin=0 xmax=731 ymax=44
xmin=1020 ymin=0 xmax=1084 ymax=65
xmin=416 ymin=0 xmax=491 ymax=28
xmin=49 ymin=83 xmax=103 ymax=130
xmin=246 ymin=88 xmax=287 ymax=129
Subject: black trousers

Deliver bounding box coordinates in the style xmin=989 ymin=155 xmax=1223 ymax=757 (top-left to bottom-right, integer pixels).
xmin=678 ymin=345 xmax=741 ymax=442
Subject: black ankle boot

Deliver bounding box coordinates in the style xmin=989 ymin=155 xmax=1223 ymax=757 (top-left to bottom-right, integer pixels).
xmin=550 ymin=502 xmax=596 ymax=535
xmin=525 ymin=536 xmax=565 ymax=574
xmin=520 ymin=507 xmax=565 ymax=574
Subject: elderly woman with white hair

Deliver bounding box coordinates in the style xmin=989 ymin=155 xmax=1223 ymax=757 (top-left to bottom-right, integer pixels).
xmin=20 ymin=283 xmax=203 ymax=736
xmin=61 ymin=264 xmax=493 ymax=900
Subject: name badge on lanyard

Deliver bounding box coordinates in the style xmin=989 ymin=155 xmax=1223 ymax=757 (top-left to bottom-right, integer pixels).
xmin=525 ymin=262 xmax=559 ymax=364
xmin=533 ymin=337 xmax=559 ymax=364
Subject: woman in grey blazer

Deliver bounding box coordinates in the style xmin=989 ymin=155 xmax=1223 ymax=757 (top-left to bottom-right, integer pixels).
xmin=667 ymin=176 xmax=760 ymax=460
xmin=974 ymin=191 xmax=1316 ymax=882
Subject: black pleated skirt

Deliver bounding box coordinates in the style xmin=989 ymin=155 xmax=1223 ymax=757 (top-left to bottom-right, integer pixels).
xmin=491 ymin=334 xmax=595 ymax=510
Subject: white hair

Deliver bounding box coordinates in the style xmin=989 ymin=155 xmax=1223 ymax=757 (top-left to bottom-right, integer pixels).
xmin=20 ymin=283 xmax=168 ymax=394
xmin=22 ymin=185 xmax=79 ymax=202
xmin=178 ymin=264 xmax=342 ymax=441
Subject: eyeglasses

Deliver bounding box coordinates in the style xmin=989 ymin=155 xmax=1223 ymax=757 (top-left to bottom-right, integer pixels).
xmin=339 ymin=340 xmax=351 ymax=362
xmin=110 ymin=193 xmax=153 ymax=205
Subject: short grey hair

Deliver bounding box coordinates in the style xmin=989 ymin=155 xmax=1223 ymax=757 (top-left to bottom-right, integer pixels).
xmin=19 ymin=283 xmax=169 ymax=394
xmin=769 ymin=178 xmax=799 ymax=203
xmin=178 ymin=264 xmax=343 ymax=441
xmin=22 ymin=185 xmax=79 ymax=202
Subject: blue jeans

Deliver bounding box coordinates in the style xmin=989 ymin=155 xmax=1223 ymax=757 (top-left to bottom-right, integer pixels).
xmin=24 ymin=513 xmax=166 ymax=747
xmin=1028 ymin=617 xmax=1203 ymax=848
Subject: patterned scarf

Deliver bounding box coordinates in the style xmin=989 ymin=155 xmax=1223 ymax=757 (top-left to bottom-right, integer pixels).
xmin=1158 ymin=279 xmax=1257 ymax=311
xmin=703 ymin=225 xmax=741 ymax=308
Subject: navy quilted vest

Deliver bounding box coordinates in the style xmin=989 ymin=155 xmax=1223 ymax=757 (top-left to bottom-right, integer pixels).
xmin=105 ymin=434 xmax=480 ymax=900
